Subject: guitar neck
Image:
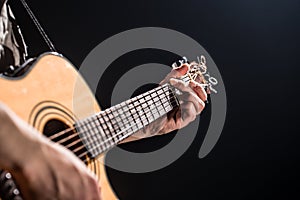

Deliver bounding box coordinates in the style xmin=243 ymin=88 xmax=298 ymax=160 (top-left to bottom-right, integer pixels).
xmin=75 ymin=83 xmax=179 ymax=158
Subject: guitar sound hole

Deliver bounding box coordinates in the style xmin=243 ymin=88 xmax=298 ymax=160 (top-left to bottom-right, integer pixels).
xmin=43 ymin=119 xmax=87 ymax=160
xmin=43 ymin=119 xmax=70 ymax=138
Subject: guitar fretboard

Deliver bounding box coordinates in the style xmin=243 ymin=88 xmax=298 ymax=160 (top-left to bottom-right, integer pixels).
xmin=75 ymin=83 xmax=179 ymax=158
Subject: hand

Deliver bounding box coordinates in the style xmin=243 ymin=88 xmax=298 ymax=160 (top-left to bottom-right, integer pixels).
xmin=156 ymin=63 xmax=207 ymax=134
xmin=125 ymin=63 xmax=208 ymax=140
xmin=0 ymin=103 xmax=102 ymax=200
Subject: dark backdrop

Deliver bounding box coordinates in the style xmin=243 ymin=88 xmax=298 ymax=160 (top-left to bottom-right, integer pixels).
xmin=9 ymin=0 xmax=300 ymax=199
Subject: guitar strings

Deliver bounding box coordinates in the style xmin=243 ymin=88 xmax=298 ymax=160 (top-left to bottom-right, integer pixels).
xmin=75 ymin=87 xmax=179 ymax=161
xmin=47 ymin=81 xmax=188 ymax=162
xmin=71 ymin=85 xmax=176 ymax=152
xmin=48 ymin=78 xmax=190 ymax=143
xmin=64 ymin=94 xmax=177 ymax=158
xmin=50 ymin=85 xmax=179 ymax=163
xmin=49 ymin=127 xmax=76 ymax=140
xmin=77 ymin=96 xmax=176 ymax=156
xmin=77 ymin=96 xmax=178 ymax=161
xmin=61 ymin=94 xmax=178 ymax=162
xmin=60 ymin=94 xmax=178 ymax=163
xmin=77 ymin=123 xmax=141 ymax=161
xmin=50 ymin=83 xmax=172 ymax=145
xmin=75 ymin=85 xmax=175 ymax=151
xmin=75 ymin=78 xmax=208 ymax=150
xmin=76 ymin=76 xmax=201 ymax=162
xmin=76 ymin=88 xmax=169 ymax=142
xmin=48 ymin=83 xmax=171 ymax=142
xmin=69 ymin=80 xmax=205 ymax=163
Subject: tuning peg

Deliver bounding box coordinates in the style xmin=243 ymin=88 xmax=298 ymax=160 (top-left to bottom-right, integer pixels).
xmin=172 ymin=56 xmax=189 ymax=69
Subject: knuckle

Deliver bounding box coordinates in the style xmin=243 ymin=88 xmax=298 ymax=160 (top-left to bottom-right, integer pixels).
xmin=192 ymin=113 xmax=197 ymax=121
xmin=199 ymin=100 xmax=205 ymax=109
xmin=198 ymin=101 xmax=205 ymax=113
xmin=203 ymin=92 xmax=208 ymax=101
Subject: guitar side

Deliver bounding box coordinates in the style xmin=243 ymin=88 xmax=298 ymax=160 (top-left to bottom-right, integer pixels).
xmin=0 ymin=53 xmax=118 ymax=200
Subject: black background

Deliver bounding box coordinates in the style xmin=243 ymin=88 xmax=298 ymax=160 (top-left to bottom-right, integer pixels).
xmin=10 ymin=0 xmax=300 ymax=199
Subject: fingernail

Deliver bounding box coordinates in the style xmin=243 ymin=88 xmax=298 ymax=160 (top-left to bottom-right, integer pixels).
xmin=175 ymin=64 xmax=189 ymax=75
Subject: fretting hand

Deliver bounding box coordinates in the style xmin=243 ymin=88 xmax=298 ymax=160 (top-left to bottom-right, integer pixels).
xmin=123 ymin=63 xmax=208 ymax=141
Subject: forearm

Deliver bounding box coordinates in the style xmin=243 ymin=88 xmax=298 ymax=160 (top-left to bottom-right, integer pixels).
xmin=119 ymin=129 xmax=148 ymax=143
xmin=0 ymin=103 xmax=41 ymax=170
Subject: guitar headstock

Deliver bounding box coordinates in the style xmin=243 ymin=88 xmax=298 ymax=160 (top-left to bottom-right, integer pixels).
xmin=172 ymin=56 xmax=218 ymax=94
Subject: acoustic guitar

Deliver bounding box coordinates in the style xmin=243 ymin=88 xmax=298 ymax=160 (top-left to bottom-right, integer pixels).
xmin=0 ymin=52 xmax=208 ymax=199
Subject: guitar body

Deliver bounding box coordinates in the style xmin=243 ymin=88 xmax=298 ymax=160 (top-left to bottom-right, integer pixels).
xmin=0 ymin=53 xmax=118 ymax=200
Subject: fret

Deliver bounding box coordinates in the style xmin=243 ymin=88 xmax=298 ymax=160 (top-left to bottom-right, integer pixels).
xmin=109 ymin=109 xmax=117 ymax=129
xmin=109 ymin=107 xmax=122 ymax=132
xmin=123 ymin=108 xmax=134 ymax=131
xmin=94 ymin=115 xmax=105 ymax=153
xmin=107 ymin=110 xmax=118 ymax=145
xmin=116 ymin=105 xmax=126 ymax=135
xmin=85 ymin=117 xmax=100 ymax=151
xmin=94 ymin=112 xmax=112 ymax=153
xmin=88 ymin=117 xmax=102 ymax=156
xmin=114 ymin=102 xmax=128 ymax=140
xmin=137 ymin=96 xmax=151 ymax=127
xmin=115 ymin=104 xmax=127 ymax=136
xmin=149 ymin=96 xmax=159 ymax=119
xmin=149 ymin=95 xmax=160 ymax=119
xmin=155 ymin=96 xmax=164 ymax=116
xmin=101 ymin=111 xmax=114 ymax=147
xmin=120 ymin=101 xmax=133 ymax=134
xmin=104 ymin=110 xmax=116 ymax=145
xmin=109 ymin=108 xmax=123 ymax=143
xmin=96 ymin=114 xmax=106 ymax=149
xmin=143 ymin=94 xmax=155 ymax=123
xmin=168 ymin=84 xmax=180 ymax=107
xmin=133 ymin=106 xmax=144 ymax=130
xmin=83 ymin=121 xmax=94 ymax=152
xmin=139 ymin=96 xmax=150 ymax=124
xmin=144 ymin=105 xmax=155 ymax=123
xmin=77 ymin=119 xmax=98 ymax=157
xmin=162 ymin=86 xmax=174 ymax=112
xmin=127 ymin=101 xmax=138 ymax=133
xmin=156 ymin=88 xmax=167 ymax=114
xmin=132 ymin=103 xmax=143 ymax=130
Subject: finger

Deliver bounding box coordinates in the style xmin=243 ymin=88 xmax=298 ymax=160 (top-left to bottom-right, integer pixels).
xmin=170 ymin=78 xmax=204 ymax=99
xmin=189 ymin=80 xmax=208 ymax=102
xmin=176 ymin=102 xmax=197 ymax=128
xmin=169 ymin=78 xmax=189 ymax=91
xmin=170 ymin=78 xmax=201 ymax=112
xmin=170 ymin=78 xmax=206 ymax=114
xmin=160 ymin=64 xmax=190 ymax=85
xmin=195 ymin=72 xmax=206 ymax=84
xmin=180 ymin=92 xmax=205 ymax=115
